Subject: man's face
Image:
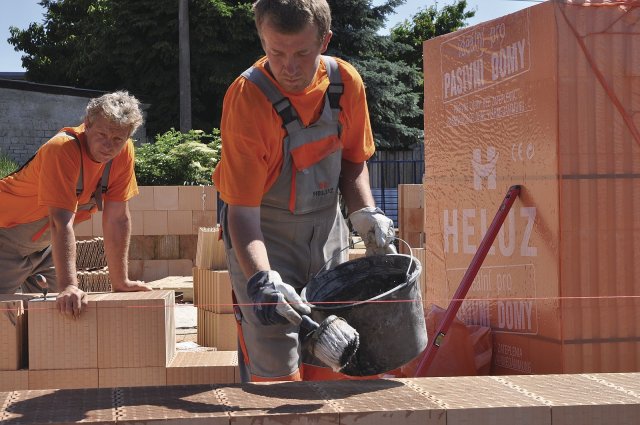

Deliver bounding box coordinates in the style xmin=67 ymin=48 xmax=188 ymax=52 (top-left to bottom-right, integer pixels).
xmin=84 ymin=114 xmax=131 ymax=163
xmin=259 ymin=18 xmax=332 ymax=93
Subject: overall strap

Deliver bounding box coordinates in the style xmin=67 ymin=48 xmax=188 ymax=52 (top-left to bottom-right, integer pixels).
xmin=67 ymin=132 xmax=112 ymax=210
xmin=241 ymin=66 xmax=302 ymax=135
xmin=321 ymin=56 xmax=344 ymax=115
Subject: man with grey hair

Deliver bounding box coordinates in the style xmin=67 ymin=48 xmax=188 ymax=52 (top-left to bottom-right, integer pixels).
xmin=213 ymin=0 xmax=396 ymax=382
xmin=0 ymin=90 xmax=150 ymax=317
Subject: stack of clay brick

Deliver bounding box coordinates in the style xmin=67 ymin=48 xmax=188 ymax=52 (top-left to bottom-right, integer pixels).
xmin=193 ymin=226 xmax=237 ymax=351
xmin=75 ymin=237 xmax=111 ymax=292
xmin=75 ymin=186 xmax=217 ymax=282
xmin=0 ymin=291 xmax=239 ymax=391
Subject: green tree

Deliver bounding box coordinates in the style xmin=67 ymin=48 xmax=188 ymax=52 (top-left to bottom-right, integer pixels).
xmin=8 ymin=0 xmax=262 ymax=136
xmin=389 ymin=0 xmax=475 ymax=131
xmin=327 ymin=0 xmax=422 ymax=149
xmin=135 ymin=129 xmax=221 ymax=185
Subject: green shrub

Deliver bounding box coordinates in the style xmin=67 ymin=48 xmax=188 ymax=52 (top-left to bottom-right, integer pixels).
xmin=135 ymin=129 xmax=221 ymax=186
xmin=0 ymin=150 xmax=19 ymax=178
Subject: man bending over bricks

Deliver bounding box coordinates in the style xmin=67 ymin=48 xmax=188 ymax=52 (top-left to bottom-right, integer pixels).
xmin=0 ymin=90 xmax=151 ymax=317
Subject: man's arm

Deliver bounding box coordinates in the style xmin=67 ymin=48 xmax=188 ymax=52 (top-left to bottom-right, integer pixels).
xmin=226 ymin=205 xmax=270 ymax=280
xmin=339 ymin=158 xmax=375 ymax=216
xmin=49 ymin=206 xmax=88 ymax=317
xmin=102 ymin=199 xmax=151 ymax=292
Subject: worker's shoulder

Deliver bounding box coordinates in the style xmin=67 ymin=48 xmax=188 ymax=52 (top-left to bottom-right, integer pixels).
xmin=332 ymin=57 xmax=364 ymax=85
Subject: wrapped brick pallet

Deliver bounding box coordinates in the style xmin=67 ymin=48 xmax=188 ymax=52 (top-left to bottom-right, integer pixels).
xmin=423 ymin=0 xmax=639 ymax=374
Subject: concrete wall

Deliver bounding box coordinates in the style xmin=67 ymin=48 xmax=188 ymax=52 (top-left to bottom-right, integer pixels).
xmin=0 ymin=81 xmax=147 ymax=165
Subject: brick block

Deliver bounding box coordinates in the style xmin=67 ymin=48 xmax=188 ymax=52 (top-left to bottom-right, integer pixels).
xmin=153 ymin=186 xmax=179 ymax=211
xmin=73 ymin=216 xmax=94 ymax=237
xmin=28 ymin=294 xmax=103 ymax=370
xmin=99 ymin=367 xmax=166 ymax=388
xmin=91 ymin=211 xmax=103 ymax=236
xmin=0 ymin=370 xmax=28 ymax=391
xmin=195 ymin=226 xmax=226 ymax=270
xmin=96 ymin=290 xmax=175 ymax=368
xmin=129 ymin=186 xmax=154 ymax=210
xmin=0 ymin=299 xmax=25 ymax=370
xmin=192 ymin=211 xmax=216 ymax=235
xmin=29 ymin=369 xmax=98 ymax=390
xmin=214 ymin=271 xmax=233 ymax=314
xmin=143 ymin=211 xmax=168 ymax=235
xmin=142 ymin=260 xmax=169 ymax=282
xmin=168 ymin=259 xmax=194 ymax=277
xmin=129 ymin=210 xmax=144 ymax=236
xmin=128 ymin=260 xmax=144 ymax=281
xmin=156 ymin=235 xmax=180 ymax=260
xmin=178 ymin=185 xmax=217 ymax=211
xmin=166 ymin=351 xmax=238 ymax=385
xmin=179 ymin=234 xmax=198 ymax=261
xmin=168 ymin=210 xmax=193 ymax=235
xmin=214 ymin=313 xmax=238 ymax=351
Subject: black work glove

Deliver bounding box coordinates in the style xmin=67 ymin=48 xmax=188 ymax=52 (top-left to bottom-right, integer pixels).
xmin=246 ymin=270 xmax=311 ymax=326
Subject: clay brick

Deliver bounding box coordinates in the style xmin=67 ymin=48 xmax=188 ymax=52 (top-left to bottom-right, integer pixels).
xmin=168 ymin=210 xmax=193 ymax=235
xmin=28 ymin=294 xmax=103 ymax=370
xmin=178 ymin=185 xmax=217 ymax=211
xmin=156 ymin=235 xmax=180 ymax=260
xmin=91 ymin=211 xmax=104 ymax=236
xmin=153 ymin=186 xmax=179 ymax=211
xmin=179 ymin=234 xmax=198 ymax=261
xmin=128 ymin=260 xmax=144 ymax=281
xmin=166 ymin=351 xmax=238 ymax=385
xmin=0 ymin=370 xmax=28 ymax=391
xmin=99 ymin=367 xmax=166 ymax=388
xmin=214 ymin=313 xmax=238 ymax=351
xmin=96 ymin=291 xmax=175 ymax=368
xmin=168 ymin=259 xmax=194 ymax=277
xmin=0 ymin=299 xmax=25 ymax=370
xmin=127 ymin=235 xmax=146 ymax=260
xmin=143 ymin=211 xmax=168 ymax=235
xmin=195 ymin=226 xmax=226 ymax=270
xmin=73 ymin=216 xmax=94 ymax=237
xmin=28 ymin=369 xmax=98 ymax=390
xmin=129 ymin=210 xmax=144 ymax=236
xmin=192 ymin=211 xmax=216 ymax=235
xmin=142 ymin=260 xmax=169 ymax=282
xmin=215 ymin=271 xmax=233 ymax=314
xmin=129 ymin=185 xmax=154 ymax=210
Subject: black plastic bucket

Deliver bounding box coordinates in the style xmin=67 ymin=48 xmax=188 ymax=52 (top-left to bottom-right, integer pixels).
xmin=301 ymin=254 xmax=427 ymax=376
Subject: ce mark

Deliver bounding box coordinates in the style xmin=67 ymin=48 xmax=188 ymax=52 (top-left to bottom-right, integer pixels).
xmin=512 ymin=142 xmax=535 ymax=161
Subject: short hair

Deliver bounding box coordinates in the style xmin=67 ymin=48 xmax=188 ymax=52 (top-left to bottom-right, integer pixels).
xmin=85 ymin=91 xmax=144 ymax=135
xmin=253 ymin=0 xmax=331 ymax=41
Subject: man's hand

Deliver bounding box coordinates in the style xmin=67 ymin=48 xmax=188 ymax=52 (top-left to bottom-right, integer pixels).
xmin=56 ymin=285 xmax=88 ymax=318
xmin=112 ymin=279 xmax=152 ymax=292
xmin=349 ymin=206 xmax=397 ymax=256
xmin=246 ymin=270 xmax=311 ymax=325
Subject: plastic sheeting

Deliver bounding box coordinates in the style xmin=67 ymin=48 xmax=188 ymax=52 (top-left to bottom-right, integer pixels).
xmin=422 ymin=0 xmax=640 ymax=374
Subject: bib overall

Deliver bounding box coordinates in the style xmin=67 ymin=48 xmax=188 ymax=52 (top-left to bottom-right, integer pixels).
xmin=221 ymin=56 xmax=350 ymax=380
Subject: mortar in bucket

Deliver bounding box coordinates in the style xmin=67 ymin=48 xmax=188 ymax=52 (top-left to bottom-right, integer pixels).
xmin=301 ymin=250 xmax=426 ymax=376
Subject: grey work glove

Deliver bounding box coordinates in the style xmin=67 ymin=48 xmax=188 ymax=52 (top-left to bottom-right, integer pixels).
xmin=246 ymin=270 xmax=311 ymax=326
xmin=349 ymin=206 xmax=397 ymax=256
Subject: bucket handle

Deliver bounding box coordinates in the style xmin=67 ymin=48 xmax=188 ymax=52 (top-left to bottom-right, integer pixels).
xmin=314 ymin=237 xmax=415 ymax=283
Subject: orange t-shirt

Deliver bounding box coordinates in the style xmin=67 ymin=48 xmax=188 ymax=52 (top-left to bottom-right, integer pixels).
xmin=0 ymin=124 xmax=139 ymax=228
xmin=212 ymin=56 xmax=375 ymax=207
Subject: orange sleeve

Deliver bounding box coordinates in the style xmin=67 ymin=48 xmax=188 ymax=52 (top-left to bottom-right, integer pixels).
xmin=103 ymin=140 xmax=139 ymax=202
xmin=38 ymin=138 xmax=83 ymax=212
xmin=336 ymin=58 xmax=376 ymax=163
xmin=213 ymin=75 xmax=285 ymax=206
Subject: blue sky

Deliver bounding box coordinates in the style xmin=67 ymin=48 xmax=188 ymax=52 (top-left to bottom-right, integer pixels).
xmin=0 ymin=0 xmax=540 ymax=72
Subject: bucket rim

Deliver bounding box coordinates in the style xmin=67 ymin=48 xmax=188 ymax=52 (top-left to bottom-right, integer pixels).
xmin=302 ymin=253 xmax=422 ymax=311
